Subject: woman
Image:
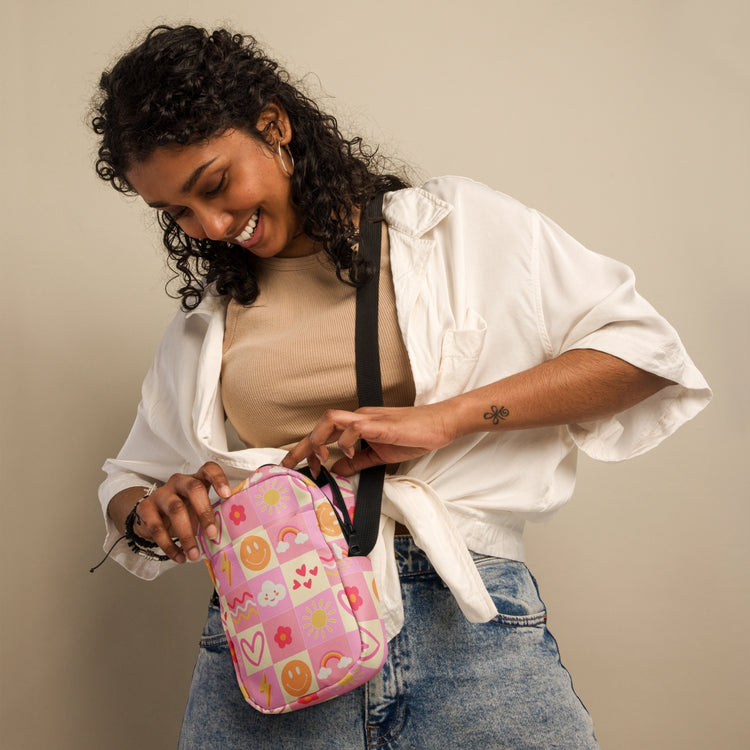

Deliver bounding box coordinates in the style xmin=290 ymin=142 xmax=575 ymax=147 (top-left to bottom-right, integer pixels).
xmin=93 ymin=25 xmax=710 ymax=749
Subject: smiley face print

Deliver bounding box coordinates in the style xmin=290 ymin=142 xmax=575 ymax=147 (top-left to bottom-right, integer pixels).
xmin=280 ymin=659 xmax=313 ymax=697
xmin=239 ymin=535 xmax=272 ymax=571
xmin=315 ymin=502 xmax=341 ymax=538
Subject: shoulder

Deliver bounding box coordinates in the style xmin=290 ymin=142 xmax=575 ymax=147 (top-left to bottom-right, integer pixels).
xmin=420 ymin=175 xmax=522 ymax=207
xmin=152 ymin=291 xmax=227 ymax=370
xmin=387 ymin=176 xmax=534 ymax=236
xmin=424 ymin=177 xmax=536 ymax=253
xmin=426 ymin=176 xmax=530 ymax=216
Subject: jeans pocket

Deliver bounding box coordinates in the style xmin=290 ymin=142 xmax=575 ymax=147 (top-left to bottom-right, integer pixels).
xmin=474 ymin=556 xmax=548 ymax=628
xmin=489 ymin=609 xmax=547 ymax=628
xmin=199 ymin=605 xmax=229 ymax=651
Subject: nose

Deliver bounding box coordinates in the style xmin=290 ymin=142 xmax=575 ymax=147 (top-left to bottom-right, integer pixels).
xmin=195 ymin=206 xmax=234 ymax=241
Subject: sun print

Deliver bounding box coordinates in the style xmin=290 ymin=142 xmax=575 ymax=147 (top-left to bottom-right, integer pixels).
xmin=253 ymin=478 xmax=290 ymax=515
xmin=302 ymin=598 xmax=336 ymax=639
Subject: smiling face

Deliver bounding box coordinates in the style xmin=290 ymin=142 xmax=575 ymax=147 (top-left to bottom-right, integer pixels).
xmin=239 ymin=535 xmax=272 ymax=571
xmin=281 ymin=659 xmax=313 ymax=697
xmin=125 ymin=104 xmax=317 ymax=259
xmin=315 ymin=502 xmax=341 ymax=538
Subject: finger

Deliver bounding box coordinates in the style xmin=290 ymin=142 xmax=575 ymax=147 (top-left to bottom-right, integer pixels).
xmin=169 ymin=474 xmax=222 ymax=559
xmin=282 ymin=436 xmax=329 ymax=470
xmin=137 ymin=494 xmax=188 ymax=564
xmin=334 ymin=410 xmax=403 ymax=457
xmin=330 ymin=445 xmax=383 ymax=476
xmin=281 ymin=437 xmax=312 ymax=469
xmin=197 ymin=461 xmax=232 ymax=499
xmin=307 ymin=452 xmax=322 ymax=479
xmin=305 ymin=409 xmax=357 ymax=455
xmin=337 ymin=423 xmax=367 ymax=459
xmin=193 ymin=462 xmax=230 ymax=540
xmin=159 ymin=482 xmax=207 ymax=561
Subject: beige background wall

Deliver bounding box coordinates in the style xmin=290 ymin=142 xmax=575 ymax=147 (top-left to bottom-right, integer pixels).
xmin=2 ymin=1 xmax=747 ymax=748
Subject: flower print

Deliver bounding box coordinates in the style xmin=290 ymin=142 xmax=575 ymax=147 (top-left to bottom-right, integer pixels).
xmin=229 ymin=504 xmax=246 ymax=526
xmin=274 ymin=625 xmax=293 ymax=649
xmin=344 ymin=586 xmax=363 ymax=611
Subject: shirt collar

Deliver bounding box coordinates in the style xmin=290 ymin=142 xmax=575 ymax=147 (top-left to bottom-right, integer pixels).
xmin=383 ymin=185 xmax=452 ymax=238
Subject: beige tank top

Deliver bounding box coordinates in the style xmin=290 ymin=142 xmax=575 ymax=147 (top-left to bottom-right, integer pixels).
xmin=221 ymin=228 xmax=416 ymax=452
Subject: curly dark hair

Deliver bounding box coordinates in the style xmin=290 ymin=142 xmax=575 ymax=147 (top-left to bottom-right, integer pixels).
xmin=91 ymin=25 xmax=409 ymax=309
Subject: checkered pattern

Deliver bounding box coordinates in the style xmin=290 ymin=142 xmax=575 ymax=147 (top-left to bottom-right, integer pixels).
xmin=197 ymin=465 xmax=387 ymax=713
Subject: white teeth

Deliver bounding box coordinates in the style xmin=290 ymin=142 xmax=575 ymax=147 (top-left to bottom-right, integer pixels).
xmin=235 ymin=210 xmax=259 ymax=243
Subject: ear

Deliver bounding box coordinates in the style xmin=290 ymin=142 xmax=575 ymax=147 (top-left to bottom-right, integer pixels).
xmin=255 ymin=101 xmax=292 ymax=146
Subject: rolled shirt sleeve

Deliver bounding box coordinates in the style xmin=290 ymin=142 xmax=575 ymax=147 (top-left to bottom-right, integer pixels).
xmin=533 ymin=209 xmax=711 ymax=460
xmin=97 ymin=368 xmax=194 ymax=579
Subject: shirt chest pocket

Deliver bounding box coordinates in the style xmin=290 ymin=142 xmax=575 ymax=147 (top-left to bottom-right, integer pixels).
xmin=431 ymin=308 xmax=487 ymax=401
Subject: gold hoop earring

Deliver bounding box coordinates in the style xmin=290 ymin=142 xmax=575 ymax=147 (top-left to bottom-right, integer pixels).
xmin=277 ymin=139 xmax=294 ymax=177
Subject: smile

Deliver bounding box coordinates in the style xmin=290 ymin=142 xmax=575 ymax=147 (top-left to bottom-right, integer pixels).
xmin=234 ymin=210 xmax=259 ymax=243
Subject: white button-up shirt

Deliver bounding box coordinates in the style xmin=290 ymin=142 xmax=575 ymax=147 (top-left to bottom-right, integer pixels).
xmin=98 ymin=177 xmax=711 ymax=638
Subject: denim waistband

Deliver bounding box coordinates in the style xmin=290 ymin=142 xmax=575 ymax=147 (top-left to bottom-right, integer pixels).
xmin=394 ymin=535 xmax=498 ymax=578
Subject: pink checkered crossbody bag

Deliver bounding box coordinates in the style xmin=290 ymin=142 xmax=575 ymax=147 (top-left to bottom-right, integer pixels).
xmin=196 ymin=464 xmax=387 ymax=713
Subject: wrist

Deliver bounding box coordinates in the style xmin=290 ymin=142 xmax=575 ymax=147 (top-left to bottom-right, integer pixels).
xmin=123 ymin=484 xmax=156 ymax=545
xmin=107 ymin=486 xmax=153 ymax=535
xmin=92 ymin=484 xmax=165 ymax=572
xmin=124 ymin=485 xmax=172 ymax=561
xmin=445 ymin=389 xmax=512 ymax=438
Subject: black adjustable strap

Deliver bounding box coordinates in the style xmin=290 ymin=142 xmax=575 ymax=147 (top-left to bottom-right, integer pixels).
xmin=350 ymin=193 xmax=386 ymax=556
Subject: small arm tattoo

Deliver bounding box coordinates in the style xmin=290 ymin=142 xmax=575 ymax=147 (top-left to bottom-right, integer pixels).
xmin=483 ymin=405 xmax=510 ymax=425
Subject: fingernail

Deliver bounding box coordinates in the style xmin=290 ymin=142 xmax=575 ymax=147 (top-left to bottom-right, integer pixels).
xmin=176 ymin=553 xmax=187 ymax=564
xmin=188 ymin=547 xmax=200 ymax=562
xmin=207 ymin=524 xmax=218 ymax=540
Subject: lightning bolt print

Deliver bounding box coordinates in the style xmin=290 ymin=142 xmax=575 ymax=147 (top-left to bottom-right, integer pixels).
xmin=221 ymin=552 xmax=232 ymax=586
xmin=260 ymin=672 xmax=272 ymax=708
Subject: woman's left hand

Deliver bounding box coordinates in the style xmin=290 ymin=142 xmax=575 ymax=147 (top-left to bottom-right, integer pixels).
xmin=281 ymin=404 xmax=458 ymax=476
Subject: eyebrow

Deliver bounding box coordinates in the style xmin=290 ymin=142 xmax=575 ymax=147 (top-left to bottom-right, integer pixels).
xmin=146 ymin=157 xmax=220 ymax=208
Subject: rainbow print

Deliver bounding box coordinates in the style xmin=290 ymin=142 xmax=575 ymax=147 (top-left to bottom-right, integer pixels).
xmin=276 ymin=526 xmax=308 ymax=553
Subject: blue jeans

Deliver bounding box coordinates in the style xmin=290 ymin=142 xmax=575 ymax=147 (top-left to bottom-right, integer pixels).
xmin=179 ymin=537 xmax=598 ymax=749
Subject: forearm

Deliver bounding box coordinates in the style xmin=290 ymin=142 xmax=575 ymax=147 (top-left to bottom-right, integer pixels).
xmin=445 ymin=348 xmax=673 ymax=438
xmin=284 ymin=348 xmax=675 ymax=475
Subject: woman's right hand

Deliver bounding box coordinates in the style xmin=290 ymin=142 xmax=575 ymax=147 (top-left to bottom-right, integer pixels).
xmin=108 ymin=461 xmax=231 ymax=563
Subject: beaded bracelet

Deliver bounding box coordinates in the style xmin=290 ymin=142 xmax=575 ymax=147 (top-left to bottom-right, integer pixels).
xmin=89 ymin=484 xmax=169 ymax=572
xmin=124 ymin=484 xmax=174 ymax=561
